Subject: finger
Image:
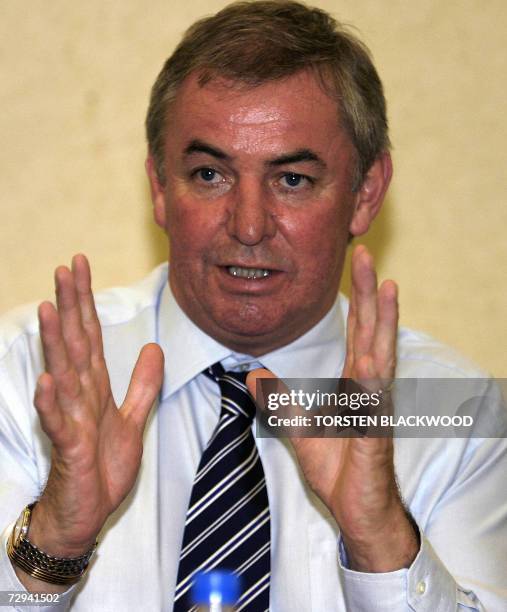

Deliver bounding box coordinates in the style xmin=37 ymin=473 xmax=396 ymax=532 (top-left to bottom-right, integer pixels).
xmin=343 ymin=283 xmax=357 ymax=377
xmin=33 ymin=373 xmax=64 ymax=443
xmin=55 ymin=265 xmax=91 ymax=373
xmin=372 ymin=280 xmax=398 ymax=380
xmin=122 ymin=343 xmax=164 ymax=431
xmin=351 ymin=245 xmax=378 ymax=363
xmin=72 ymin=254 xmax=104 ymax=364
xmin=38 ymin=301 xmax=81 ymax=400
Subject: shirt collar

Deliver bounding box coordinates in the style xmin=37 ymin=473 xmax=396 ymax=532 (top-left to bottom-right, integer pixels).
xmin=157 ymin=279 xmax=347 ymax=399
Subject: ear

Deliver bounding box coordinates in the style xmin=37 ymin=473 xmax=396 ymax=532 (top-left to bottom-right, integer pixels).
xmin=349 ymin=151 xmax=392 ymax=237
xmin=146 ymin=154 xmax=167 ymax=229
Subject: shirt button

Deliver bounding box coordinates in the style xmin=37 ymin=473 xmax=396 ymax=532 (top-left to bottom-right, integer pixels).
xmin=416 ymin=580 xmax=426 ymax=595
xmin=240 ymin=364 xmax=249 ymax=372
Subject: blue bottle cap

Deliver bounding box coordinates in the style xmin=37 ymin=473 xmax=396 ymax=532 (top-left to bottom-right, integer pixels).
xmin=191 ymin=570 xmax=241 ymax=605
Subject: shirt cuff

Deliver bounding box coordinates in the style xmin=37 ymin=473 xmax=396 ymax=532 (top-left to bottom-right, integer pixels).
xmin=338 ymin=532 xmax=457 ymax=612
xmin=0 ymin=524 xmax=76 ymax=612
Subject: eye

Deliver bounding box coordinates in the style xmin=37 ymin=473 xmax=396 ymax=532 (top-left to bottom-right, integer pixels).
xmin=279 ymin=172 xmax=312 ymax=189
xmin=194 ymin=167 xmax=224 ymax=184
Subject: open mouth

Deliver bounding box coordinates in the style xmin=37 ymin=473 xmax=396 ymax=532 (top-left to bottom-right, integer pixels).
xmin=227 ymin=266 xmax=272 ymax=279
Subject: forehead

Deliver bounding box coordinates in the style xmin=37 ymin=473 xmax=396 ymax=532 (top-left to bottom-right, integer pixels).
xmin=165 ymin=70 xmax=352 ymax=158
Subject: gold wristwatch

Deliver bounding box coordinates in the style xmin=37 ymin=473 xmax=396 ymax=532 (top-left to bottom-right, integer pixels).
xmin=7 ymin=503 xmax=97 ymax=585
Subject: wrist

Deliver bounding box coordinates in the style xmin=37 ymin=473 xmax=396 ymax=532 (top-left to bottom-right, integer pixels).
xmin=8 ymin=503 xmax=97 ymax=586
xmin=30 ymin=500 xmax=99 ymax=558
xmin=341 ymin=507 xmax=420 ymax=573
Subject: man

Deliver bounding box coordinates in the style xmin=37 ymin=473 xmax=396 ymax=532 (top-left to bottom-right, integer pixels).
xmin=0 ymin=1 xmax=505 ymax=610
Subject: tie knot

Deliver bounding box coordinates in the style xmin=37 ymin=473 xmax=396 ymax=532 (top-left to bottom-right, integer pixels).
xmin=204 ymin=363 xmax=256 ymax=421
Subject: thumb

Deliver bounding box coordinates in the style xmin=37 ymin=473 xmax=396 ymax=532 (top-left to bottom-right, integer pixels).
xmin=122 ymin=343 xmax=164 ymax=431
xmin=246 ymin=368 xmax=296 ymax=413
xmin=246 ymin=368 xmax=284 ymax=412
xmin=246 ymin=369 xmax=311 ymax=439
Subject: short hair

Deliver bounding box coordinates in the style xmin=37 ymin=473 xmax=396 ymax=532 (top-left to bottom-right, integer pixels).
xmin=146 ymin=0 xmax=390 ymax=191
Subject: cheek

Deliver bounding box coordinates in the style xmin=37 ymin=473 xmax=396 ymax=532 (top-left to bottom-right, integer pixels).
xmin=166 ymin=196 xmax=220 ymax=256
xmin=287 ymin=205 xmax=351 ymax=272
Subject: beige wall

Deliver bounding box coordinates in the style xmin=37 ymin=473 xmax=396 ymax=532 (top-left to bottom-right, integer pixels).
xmin=1 ymin=1 xmax=506 ymax=375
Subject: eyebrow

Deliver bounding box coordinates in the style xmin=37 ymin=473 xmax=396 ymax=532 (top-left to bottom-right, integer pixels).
xmin=184 ymin=139 xmax=231 ymax=160
xmin=183 ymin=140 xmax=326 ymax=170
xmin=266 ymin=148 xmax=326 ymax=170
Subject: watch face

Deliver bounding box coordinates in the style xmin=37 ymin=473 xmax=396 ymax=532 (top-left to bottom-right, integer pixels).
xmin=12 ymin=515 xmax=23 ymax=546
xmin=12 ymin=506 xmax=30 ymax=547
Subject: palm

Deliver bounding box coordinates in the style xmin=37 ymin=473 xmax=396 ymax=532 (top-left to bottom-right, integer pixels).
xmin=33 ymin=255 xmax=163 ymax=556
xmin=249 ymin=245 xmax=399 ymax=533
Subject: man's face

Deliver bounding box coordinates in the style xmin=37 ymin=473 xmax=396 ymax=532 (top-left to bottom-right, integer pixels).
xmin=149 ymin=70 xmax=388 ymax=355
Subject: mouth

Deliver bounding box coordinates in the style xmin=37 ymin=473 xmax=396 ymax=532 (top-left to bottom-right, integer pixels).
xmin=215 ymin=262 xmax=285 ymax=295
xmin=227 ymin=265 xmax=272 ymax=280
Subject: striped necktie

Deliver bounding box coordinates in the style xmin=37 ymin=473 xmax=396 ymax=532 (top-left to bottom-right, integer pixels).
xmin=173 ymin=363 xmax=271 ymax=611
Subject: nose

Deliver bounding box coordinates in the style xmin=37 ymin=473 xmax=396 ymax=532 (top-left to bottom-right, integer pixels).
xmin=226 ymin=179 xmax=276 ymax=245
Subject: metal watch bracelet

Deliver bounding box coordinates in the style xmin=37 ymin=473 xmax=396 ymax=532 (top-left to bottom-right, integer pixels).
xmin=7 ymin=503 xmax=97 ymax=585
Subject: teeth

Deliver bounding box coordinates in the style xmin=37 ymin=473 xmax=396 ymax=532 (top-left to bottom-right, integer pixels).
xmin=228 ymin=266 xmax=271 ymax=279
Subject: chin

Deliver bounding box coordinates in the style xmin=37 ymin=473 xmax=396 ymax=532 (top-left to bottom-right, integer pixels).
xmin=208 ymin=303 xmax=300 ymax=354
xmin=216 ymin=304 xmax=277 ymax=336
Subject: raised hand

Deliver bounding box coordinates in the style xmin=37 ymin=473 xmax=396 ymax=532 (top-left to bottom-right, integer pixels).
xmin=248 ymin=245 xmax=419 ymax=572
xmin=26 ymin=255 xmax=164 ymax=569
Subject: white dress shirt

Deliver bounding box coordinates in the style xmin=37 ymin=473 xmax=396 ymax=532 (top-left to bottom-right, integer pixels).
xmin=0 ymin=264 xmax=505 ymax=611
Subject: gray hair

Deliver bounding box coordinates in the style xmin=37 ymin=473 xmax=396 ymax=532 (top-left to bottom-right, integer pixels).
xmin=146 ymin=0 xmax=390 ymax=190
